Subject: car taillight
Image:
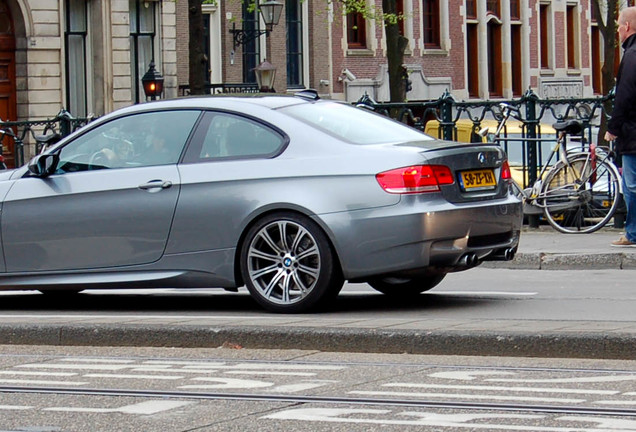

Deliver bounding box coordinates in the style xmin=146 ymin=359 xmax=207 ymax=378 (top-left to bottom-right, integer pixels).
xmin=501 ymin=160 xmax=512 ymax=181
xmin=376 ymin=165 xmax=454 ymax=194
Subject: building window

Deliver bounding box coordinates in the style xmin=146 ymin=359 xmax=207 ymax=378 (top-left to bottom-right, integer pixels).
xmin=590 ymin=8 xmax=601 ymax=94
xmin=422 ymin=0 xmax=440 ymax=49
xmin=486 ymin=0 xmax=500 ymax=17
xmin=539 ymin=3 xmax=551 ymax=70
xmin=487 ymin=20 xmax=502 ymax=97
xmin=566 ymin=4 xmax=579 ymax=70
xmin=396 ymin=0 xmax=405 ymax=36
xmin=510 ymin=0 xmax=520 ymax=20
xmin=466 ymin=0 xmax=477 ymax=19
xmin=466 ymin=23 xmax=479 ymax=98
xmin=286 ymin=0 xmax=303 ymax=88
xmin=347 ymin=11 xmax=367 ymax=49
xmin=65 ymin=0 xmax=88 ymax=117
xmin=130 ymin=0 xmax=157 ymax=103
xmin=242 ymin=3 xmax=261 ymax=83
xmin=511 ymin=24 xmax=522 ymax=96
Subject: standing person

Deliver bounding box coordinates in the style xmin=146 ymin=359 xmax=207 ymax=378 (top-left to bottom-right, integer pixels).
xmin=606 ymin=6 xmax=636 ymax=247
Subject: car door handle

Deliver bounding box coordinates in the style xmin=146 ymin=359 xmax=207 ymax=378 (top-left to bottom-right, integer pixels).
xmin=138 ymin=180 xmax=172 ymax=191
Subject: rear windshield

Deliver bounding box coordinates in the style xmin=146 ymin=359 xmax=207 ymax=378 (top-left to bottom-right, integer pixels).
xmin=279 ymin=101 xmax=432 ymax=145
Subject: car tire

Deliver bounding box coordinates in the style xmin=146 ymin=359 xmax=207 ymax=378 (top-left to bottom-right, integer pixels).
xmin=240 ymin=212 xmax=344 ymax=313
xmin=368 ymin=274 xmax=446 ymax=296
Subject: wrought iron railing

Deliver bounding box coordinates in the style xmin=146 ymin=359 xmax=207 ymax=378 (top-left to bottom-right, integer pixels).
xmin=355 ymin=89 xmax=614 ymax=189
xmin=0 ymin=109 xmax=96 ymax=167
xmin=178 ymin=83 xmax=260 ymax=96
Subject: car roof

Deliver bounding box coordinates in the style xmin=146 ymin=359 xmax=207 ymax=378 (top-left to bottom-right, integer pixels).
xmin=112 ymin=95 xmax=318 ymax=117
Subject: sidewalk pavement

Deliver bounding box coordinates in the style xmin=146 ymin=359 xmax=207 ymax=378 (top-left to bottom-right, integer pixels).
xmin=1 ymin=226 xmax=636 ymax=360
xmin=484 ymin=226 xmax=636 ymax=270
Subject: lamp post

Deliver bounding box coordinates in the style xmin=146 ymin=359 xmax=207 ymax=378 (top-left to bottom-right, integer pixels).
xmin=230 ymin=0 xmax=284 ymax=50
xmin=253 ymin=60 xmax=277 ymax=92
xmin=141 ymin=61 xmax=164 ymax=101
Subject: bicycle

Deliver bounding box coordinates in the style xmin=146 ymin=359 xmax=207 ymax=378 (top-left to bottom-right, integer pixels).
xmin=489 ymin=104 xmax=622 ymax=234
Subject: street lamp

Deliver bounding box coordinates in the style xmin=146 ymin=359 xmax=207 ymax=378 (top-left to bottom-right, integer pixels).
xmin=230 ymin=0 xmax=284 ymax=50
xmin=253 ymin=60 xmax=277 ymax=92
xmin=141 ymin=61 xmax=164 ymax=101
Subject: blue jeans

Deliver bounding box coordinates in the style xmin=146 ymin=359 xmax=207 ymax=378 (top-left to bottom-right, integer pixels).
xmin=622 ymin=154 xmax=636 ymax=242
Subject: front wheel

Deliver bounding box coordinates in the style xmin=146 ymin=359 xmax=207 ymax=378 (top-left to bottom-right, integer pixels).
xmin=541 ymin=153 xmax=621 ymax=234
xmin=240 ymin=213 xmax=343 ymax=313
xmin=368 ymin=274 xmax=446 ymax=296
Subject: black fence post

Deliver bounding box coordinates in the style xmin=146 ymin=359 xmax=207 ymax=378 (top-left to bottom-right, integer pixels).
xmin=57 ymin=109 xmax=74 ymax=137
xmin=440 ymin=90 xmax=455 ymax=141
xmin=523 ymin=89 xmax=540 ymax=228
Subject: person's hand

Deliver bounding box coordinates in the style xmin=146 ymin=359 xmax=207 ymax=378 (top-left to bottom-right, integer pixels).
xmin=605 ymin=131 xmax=617 ymax=141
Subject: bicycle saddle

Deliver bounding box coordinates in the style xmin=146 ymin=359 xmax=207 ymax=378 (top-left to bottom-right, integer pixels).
xmin=34 ymin=132 xmax=62 ymax=145
xmin=552 ymin=119 xmax=582 ymax=135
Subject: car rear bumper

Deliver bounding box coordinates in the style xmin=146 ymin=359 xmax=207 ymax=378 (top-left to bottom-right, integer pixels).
xmin=318 ymin=195 xmax=523 ymax=280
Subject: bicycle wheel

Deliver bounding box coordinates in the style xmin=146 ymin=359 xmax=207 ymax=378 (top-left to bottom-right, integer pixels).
xmin=540 ymin=152 xmax=621 ymax=233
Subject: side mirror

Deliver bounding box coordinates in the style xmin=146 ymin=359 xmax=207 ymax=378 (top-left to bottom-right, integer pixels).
xmin=28 ymin=153 xmax=59 ymax=178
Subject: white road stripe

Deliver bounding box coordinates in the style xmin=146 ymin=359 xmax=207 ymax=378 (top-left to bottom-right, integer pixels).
xmin=0 ymin=371 xmax=76 ymax=377
xmin=18 ymin=364 xmax=131 ymax=371
xmin=383 ymin=382 xmax=618 ymax=395
xmin=225 ymin=371 xmax=317 ymax=377
xmin=349 ymin=390 xmax=584 ymax=404
xmin=0 ymin=379 xmax=87 ymax=386
xmin=489 ymin=376 xmax=636 ymax=384
xmin=60 ymin=358 xmax=135 ymax=364
xmin=45 ymin=400 xmax=191 ymax=415
xmin=83 ymin=373 xmax=184 ymax=380
xmin=0 ymin=405 xmax=33 ymax=410
xmin=435 ymin=291 xmax=537 ymax=296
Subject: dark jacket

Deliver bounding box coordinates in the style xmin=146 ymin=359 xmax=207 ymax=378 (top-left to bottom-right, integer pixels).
xmin=609 ymin=33 xmax=636 ymax=155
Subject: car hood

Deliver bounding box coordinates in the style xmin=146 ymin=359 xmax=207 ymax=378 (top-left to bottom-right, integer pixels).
xmin=0 ymin=169 xmax=17 ymax=181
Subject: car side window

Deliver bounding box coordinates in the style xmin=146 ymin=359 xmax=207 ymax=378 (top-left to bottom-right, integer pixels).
xmin=56 ymin=110 xmax=200 ymax=173
xmin=183 ymin=112 xmax=285 ymax=163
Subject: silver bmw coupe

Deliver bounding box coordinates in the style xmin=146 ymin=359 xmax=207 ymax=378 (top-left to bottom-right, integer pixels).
xmin=0 ymin=91 xmax=522 ymax=313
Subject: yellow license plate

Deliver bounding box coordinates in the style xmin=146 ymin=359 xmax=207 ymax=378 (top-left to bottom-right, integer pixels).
xmin=460 ymin=169 xmax=497 ymax=191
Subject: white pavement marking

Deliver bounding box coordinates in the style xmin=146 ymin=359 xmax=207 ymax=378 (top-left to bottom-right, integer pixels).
xmin=83 ymin=373 xmax=184 ymax=380
xmin=60 ymin=358 xmax=135 ymax=363
xmin=556 ymin=416 xmax=636 ymax=430
xmin=383 ymin=382 xmax=618 ymax=395
xmin=264 ymin=408 xmax=553 ymax=429
xmin=133 ymin=367 xmax=219 ymax=374
xmin=435 ymin=291 xmax=538 ymax=296
xmin=225 ymin=371 xmax=317 ymax=377
xmin=0 ymin=313 xmax=286 ymax=320
xmin=0 ymin=405 xmax=33 ymax=410
xmin=18 ymin=363 xmax=131 ymax=371
xmin=44 ymin=400 xmax=191 ymax=415
xmin=349 ymin=390 xmax=584 ymax=404
xmin=268 ymin=381 xmax=338 ymax=393
xmin=0 ymin=371 xmax=76 ymax=377
xmin=181 ymin=377 xmax=273 ymax=389
xmin=430 ymin=371 xmax=517 ymax=380
xmin=182 ymin=363 xmax=346 ymax=371
xmin=0 ymin=379 xmax=87 ymax=386
xmin=489 ymin=376 xmax=636 ymax=384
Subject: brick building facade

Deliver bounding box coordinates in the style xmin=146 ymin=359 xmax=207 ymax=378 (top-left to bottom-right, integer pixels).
xmin=177 ymin=0 xmax=605 ymax=103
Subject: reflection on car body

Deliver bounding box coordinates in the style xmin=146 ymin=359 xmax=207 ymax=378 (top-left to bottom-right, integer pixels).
xmin=0 ymin=92 xmax=522 ymax=313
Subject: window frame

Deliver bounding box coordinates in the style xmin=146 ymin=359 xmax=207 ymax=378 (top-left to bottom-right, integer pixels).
xmin=422 ymin=0 xmax=441 ymax=49
xmin=539 ymin=2 xmax=552 ymax=71
xmin=182 ymin=111 xmax=289 ymax=164
xmin=130 ymin=0 xmax=159 ymax=103
xmin=64 ymin=0 xmax=90 ymax=117
xmin=566 ymin=3 xmax=580 ymax=71
xmin=346 ymin=10 xmax=367 ymax=49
